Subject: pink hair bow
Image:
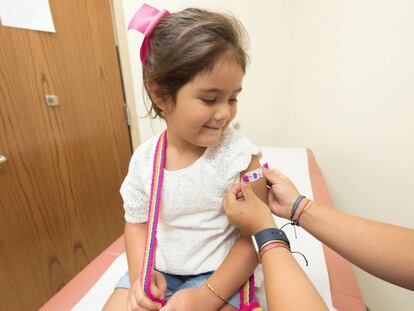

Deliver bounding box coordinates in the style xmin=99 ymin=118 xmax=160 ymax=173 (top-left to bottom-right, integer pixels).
xmin=128 ymin=4 xmax=170 ymax=64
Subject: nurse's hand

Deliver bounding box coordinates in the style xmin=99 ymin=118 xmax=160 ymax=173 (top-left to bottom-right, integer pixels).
xmin=224 ymin=182 xmax=276 ymax=235
xmin=263 ymin=167 xmax=301 ymax=220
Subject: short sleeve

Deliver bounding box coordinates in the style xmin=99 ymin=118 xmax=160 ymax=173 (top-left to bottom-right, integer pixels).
xmin=218 ymin=129 xmax=262 ymax=183
xmin=120 ymin=139 xmax=154 ymax=223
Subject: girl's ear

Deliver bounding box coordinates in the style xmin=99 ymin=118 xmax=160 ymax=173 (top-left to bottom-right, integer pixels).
xmin=145 ymin=80 xmax=172 ymax=114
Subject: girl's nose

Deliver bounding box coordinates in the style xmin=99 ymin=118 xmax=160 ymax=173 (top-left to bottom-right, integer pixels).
xmin=214 ymin=103 xmax=231 ymax=121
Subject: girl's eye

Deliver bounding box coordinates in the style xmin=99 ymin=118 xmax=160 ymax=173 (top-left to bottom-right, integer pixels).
xmin=201 ymin=98 xmax=238 ymax=105
xmin=201 ymin=98 xmax=217 ymax=104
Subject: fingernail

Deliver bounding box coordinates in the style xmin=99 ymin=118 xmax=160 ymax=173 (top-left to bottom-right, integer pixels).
xmin=262 ymin=162 xmax=269 ymax=169
xmin=242 ymin=175 xmax=249 ymax=183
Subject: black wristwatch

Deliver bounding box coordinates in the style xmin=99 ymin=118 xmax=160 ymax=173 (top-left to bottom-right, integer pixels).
xmin=251 ymin=228 xmax=290 ymax=254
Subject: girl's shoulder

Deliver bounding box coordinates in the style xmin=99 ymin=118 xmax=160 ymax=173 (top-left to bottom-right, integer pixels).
xmin=205 ymin=128 xmax=261 ymax=181
xmin=130 ymin=134 xmax=159 ymax=163
xmin=122 ymin=134 xmax=160 ymax=190
xmin=210 ymin=128 xmax=260 ymax=157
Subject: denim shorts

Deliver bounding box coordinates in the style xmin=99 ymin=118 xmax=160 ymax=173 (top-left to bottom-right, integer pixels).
xmin=115 ymin=271 xmax=240 ymax=308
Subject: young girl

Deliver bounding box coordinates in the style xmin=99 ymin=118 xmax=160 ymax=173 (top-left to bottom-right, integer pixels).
xmin=104 ymin=4 xmax=267 ymax=311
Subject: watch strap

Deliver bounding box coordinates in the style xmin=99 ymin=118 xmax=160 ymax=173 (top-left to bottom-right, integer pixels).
xmin=253 ymin=228 xmax=290 ymax=252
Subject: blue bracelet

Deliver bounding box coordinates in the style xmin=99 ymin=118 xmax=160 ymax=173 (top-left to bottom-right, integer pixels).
xmin=290 ymin=195 xmax=306 ymax=220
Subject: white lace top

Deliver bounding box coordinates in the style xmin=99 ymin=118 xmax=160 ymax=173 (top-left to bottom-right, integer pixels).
xmin=120 ymin=128 xmax=261 ymax=275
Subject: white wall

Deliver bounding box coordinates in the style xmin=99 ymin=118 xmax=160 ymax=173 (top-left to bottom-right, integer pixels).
xmin=120 ymin=1 xmax=414 ymax=310
xmin=285 ymin=1 xmax=414 ymax=309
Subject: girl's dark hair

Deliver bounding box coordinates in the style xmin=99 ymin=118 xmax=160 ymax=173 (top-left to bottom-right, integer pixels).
xmin=143 ymin=8 xmax=249 ymax=118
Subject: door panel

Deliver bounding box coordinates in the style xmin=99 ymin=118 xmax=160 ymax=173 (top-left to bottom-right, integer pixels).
xmin=0 ymin=1 xmax=132 ymax=309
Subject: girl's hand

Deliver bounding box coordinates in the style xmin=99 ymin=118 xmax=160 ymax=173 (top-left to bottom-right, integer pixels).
xmin=263 ymin=167 xmax=300 ymax=219
xmin=159 ymin=287 xmax=219 ymax=311
xmin=224 ymin=182 xmax=276 ymax=235
xmin=128 ymin=271 xmax=167 ymax=311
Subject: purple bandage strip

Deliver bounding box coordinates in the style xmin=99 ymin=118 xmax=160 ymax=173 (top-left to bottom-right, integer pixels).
xmin=241 ymin=167 xmax=263 ymax=183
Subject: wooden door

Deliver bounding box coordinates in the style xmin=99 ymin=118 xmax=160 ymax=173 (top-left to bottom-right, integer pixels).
xmin=0 ymin=1 xmax=132 ymax=309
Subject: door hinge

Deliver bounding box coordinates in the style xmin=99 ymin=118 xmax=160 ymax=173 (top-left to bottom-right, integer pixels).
xmin=124 ymin=105 xmax=131 ymax=126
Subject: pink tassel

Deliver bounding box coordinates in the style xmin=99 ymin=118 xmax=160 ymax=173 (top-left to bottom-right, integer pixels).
xmin=238 ymin=301 xmax=262 ymax=311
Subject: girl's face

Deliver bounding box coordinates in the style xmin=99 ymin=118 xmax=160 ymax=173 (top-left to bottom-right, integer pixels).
xmin=163 ymin=55 xmax=244 ymax=149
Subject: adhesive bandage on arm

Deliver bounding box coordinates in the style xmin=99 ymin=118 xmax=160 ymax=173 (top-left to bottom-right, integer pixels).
xmin=241 ymin=167 xmax=263 ymax=183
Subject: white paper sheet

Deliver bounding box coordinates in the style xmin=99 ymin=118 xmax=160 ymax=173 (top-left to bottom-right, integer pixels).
xmin=73 ymin=147 xmax=336 ymax=311
xmin=73 ymin=253 xmax=128 ymax=311
xmin=0 ymin=0 xmax=55 ymax=33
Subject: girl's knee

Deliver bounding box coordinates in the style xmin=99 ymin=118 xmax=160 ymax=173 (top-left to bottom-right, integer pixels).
xmin=102 ymin=288 xmax=129 ymax=311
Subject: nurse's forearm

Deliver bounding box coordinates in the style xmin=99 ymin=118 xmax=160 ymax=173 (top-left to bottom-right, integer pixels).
xmin=299 ymin=203 xmax=414 ymax=290
xmin=261 ymin=246 xmax=328 ymax=311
